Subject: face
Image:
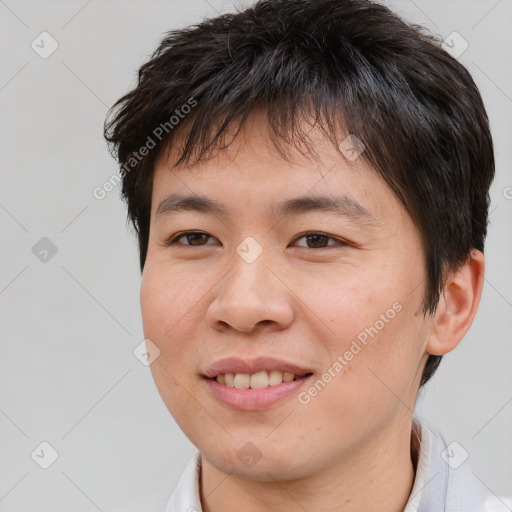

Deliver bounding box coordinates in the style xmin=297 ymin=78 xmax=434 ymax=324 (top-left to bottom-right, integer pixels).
xmin=141 ymin=111 xmax=432 ymax=481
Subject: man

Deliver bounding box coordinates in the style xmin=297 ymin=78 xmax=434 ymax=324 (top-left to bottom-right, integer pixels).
xmin=104 ymin=0 xmax=496 ymax=510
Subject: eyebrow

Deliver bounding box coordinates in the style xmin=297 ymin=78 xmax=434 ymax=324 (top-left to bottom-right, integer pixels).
xmin=156 ymin=193 xmax=380 ymax=226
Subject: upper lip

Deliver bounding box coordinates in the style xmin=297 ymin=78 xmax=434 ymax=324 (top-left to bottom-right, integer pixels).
xmin=203 ymin=357 xmax=313 ymax=379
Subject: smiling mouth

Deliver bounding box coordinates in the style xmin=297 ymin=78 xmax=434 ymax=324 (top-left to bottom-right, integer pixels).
xmin=211 ymin=370 xmax=313 ymax=389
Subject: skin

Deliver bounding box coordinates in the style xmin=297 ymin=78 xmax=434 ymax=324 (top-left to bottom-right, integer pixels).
xmin=141 ymin=110 xmax=485 ymax=512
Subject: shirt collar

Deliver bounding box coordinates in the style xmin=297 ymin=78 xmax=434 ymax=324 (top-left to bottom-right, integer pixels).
xmin=165 ymin=450 xmax=202 ymax=512
xmin=404 ymin=417 xmax=444 ymax=512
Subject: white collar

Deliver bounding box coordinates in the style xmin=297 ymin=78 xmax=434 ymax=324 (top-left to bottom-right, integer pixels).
xmin=165 ymin=417 xmax=492 ymax=512
xmin=403 ymin=417 xmax=431 ymax=511
xmin=165 ymin=450 xmax=202 ymax=512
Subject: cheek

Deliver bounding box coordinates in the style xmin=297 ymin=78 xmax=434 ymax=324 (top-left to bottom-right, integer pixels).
xmin=140 ymin=263 xmax=209 ymax=369
xmin=302 ymin=263 xmax=425 ymax=390
xmin=298 ymin=302 xmax=424 ymax=446
xmin=299 ymin=263 xmax=399 ymax=341
xmin=141 ymin=263 xmax=206 ymax=332
xmin=141 ymin=265 xmax=211 ymax=429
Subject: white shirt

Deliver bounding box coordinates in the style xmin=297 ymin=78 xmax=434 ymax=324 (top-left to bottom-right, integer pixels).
xmin=165 ymin=417 xmax=501 ymax=512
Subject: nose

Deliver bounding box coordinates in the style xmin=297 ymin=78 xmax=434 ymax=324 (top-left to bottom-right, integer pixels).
xmin=206 ymin=250 xmax=295 ymax=335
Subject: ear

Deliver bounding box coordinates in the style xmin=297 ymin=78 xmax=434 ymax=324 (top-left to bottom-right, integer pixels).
xmin=426 ymin=249 xmax=485 ymax=356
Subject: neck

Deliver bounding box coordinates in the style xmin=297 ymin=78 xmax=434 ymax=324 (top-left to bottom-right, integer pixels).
xmin=200 ymin=416 xmax=418 ymax=512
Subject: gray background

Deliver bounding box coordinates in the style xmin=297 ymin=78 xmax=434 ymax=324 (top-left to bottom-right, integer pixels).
xmin=0 ymin=0 xmax=511 ymax=510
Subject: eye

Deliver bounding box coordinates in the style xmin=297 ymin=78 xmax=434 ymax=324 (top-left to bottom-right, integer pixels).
xmin=165 ymin=231 xmax=217 ymax=246
xmin=164 ymin=231 xmax=349 ymax=249
xmin=292 ymin=232 xmax=348 ymax=249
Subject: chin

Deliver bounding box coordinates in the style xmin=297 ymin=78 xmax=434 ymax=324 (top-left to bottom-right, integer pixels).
xmin=202 ymin=442 xmax=316 ymax=481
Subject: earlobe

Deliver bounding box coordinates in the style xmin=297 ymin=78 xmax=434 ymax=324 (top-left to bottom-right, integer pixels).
xmin=426 ymin=249 xmax=485 ymax=356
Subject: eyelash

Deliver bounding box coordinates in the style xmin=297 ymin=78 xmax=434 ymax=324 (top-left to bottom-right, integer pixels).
xmin=164 ymin=231 xmax=350 ymax=249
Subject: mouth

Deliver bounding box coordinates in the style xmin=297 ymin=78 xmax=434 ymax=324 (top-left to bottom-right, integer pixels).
xmin=202 ymin=357 xmax=314 ymax=410
xmin=202 ymin=357 xmax=315 ymax=411
xmin=210 ymin=370 xmax=313 ymax=389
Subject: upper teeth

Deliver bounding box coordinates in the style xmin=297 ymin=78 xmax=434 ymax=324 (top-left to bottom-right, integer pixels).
xmin=215 ymin=371 xmax=300 ymax=389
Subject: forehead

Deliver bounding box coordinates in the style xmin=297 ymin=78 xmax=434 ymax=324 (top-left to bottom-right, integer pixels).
xmin=151 ymin=111 xmax=401 ymax=224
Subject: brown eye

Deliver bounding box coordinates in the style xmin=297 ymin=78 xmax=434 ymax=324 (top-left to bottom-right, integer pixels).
xmin=305 ymin=234 xmax=329 ymax=248
xmin=184 ymin=233 xmax=210 ymax=245
xmin=167 ymin=231 xmax=215 ymax=246
xmin=294 ymin=232 xmax=345 ymax=249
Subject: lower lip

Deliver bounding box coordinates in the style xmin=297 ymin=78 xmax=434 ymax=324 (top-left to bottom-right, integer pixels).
xmin=204 ymin=375 xmax=314 ymax=411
